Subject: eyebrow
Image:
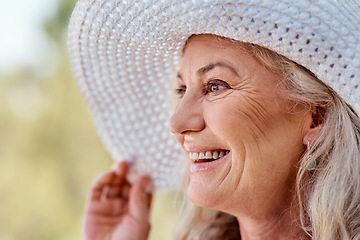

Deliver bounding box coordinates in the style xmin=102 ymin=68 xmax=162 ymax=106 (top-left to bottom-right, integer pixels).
xmin=198 ymin=62 xmax=239 ymax=76
xmin=177 ymin=61 xmax=239 ymax=80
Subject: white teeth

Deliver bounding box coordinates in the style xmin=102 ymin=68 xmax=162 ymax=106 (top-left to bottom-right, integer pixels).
xmin=205 ymin=151 xmax=212 ymax=159
xmin=189 ymin=150 xmax=229 ymax=160
xmin=191 ymin=152 xmax=199 ymax=160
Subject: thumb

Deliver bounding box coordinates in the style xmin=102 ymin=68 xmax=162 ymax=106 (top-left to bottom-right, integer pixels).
xmin=129 ymin=176 xmax=153 ymax=222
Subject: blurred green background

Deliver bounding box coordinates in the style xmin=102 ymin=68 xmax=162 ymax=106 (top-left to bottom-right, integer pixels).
xmin=0 ymin=0 xmax=178 ymax=239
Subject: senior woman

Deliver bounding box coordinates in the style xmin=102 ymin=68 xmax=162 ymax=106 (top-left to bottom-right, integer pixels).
xmin=68 ymin=0 xmax=360 ymax=239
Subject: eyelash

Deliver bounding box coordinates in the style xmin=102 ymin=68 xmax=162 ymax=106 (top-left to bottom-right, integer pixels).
xmin=204 ymin=80 xmax=231 ymax=94
xmin=175 ymin=86 xmax=186 ymax=97
xmin=175 ymin=79 xmax=231 ymax=98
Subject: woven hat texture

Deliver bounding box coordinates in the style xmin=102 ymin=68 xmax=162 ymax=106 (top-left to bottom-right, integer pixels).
xmin=68 ymin=0 xmax=360 ymax=191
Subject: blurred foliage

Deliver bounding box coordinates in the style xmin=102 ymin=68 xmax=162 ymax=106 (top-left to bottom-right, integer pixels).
xmin=43 ymin=0 xmax=76 ymax=44
xmin=0 ymin=0 xmax=178 ymax=239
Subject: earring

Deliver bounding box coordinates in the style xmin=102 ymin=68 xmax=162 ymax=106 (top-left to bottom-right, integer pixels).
xmin=307 ymin=160 xmax=316 ymax=170
xmin=307 ymin=137 xmax=312 ymax=147
xmin=306 ymin=137 xmax=316 ymax=170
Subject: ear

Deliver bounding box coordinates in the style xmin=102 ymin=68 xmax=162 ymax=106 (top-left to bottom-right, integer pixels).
xmin=302 ymin=106 xmax=325 ymax=146
xmin=303 ymin=125 xmax=322 ymax=146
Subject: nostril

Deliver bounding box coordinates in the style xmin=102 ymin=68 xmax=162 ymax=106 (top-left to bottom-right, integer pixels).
xmin=181 ymin=129 xmax=191 ymax=135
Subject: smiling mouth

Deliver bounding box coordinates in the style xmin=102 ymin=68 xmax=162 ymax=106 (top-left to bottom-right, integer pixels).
xmin=189 ymin=150 xmax=230 ymax=163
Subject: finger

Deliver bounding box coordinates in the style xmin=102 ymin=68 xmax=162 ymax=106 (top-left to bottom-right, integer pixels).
xmin=100 ymin=185 xmax=110 ymax=202
xmin=89 ymin=171 xmax=116 ymax=201
xmin=86 ymin=198 xmax=128 ymax=216
xmin=112 ymin=161 xmax=129 ymax=185
xmin=102 ymin=181 xmax=131 ymax=200
xmin=105 ymin=161 xmax=130 ymax=199
xmin=129 ymin=176 xmax=153 ymax=221
xmin=112 ymin=160 xmax=128 ymax=173
xmin=90 ymin=161 xmax=129 ymax=201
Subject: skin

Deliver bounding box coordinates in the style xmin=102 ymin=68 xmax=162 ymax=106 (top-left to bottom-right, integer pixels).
xmin=168 ymin=35 xmax=314 ymax=239
xmin=83 ymin=161 xmax=152 ymax=240
xmin=83 ymin=34 xmax=320 ymax=239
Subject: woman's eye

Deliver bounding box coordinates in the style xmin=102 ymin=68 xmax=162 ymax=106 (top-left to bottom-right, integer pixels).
xmin=206 ymin=80 xmax=231 ymax=94
xmin=210 ymin=84 xmax=220 ymax=92
xmin=175 ymin=86 xmax=186 ymax=98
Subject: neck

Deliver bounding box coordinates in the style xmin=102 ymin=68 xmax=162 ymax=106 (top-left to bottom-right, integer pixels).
xmin=236 ymin=202 xmax=310 ymax=240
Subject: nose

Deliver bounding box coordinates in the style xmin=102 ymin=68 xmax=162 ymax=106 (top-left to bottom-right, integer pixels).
xmin=168 ymin=91 xmax=205 ymax=135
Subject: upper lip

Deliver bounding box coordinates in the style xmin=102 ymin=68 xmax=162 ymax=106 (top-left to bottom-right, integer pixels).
xmin=183 ymin=141 xmax=229 ymax=153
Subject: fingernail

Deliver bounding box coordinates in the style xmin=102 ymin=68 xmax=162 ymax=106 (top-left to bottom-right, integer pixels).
xmin=142 ymin=178 xmax=153 ymax=194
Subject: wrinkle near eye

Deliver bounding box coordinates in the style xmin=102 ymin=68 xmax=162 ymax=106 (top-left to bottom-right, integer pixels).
xmin=231 ymin=76 xmax=252 ymax=90
xmin=230 ymin=93 xmax=271 ymax=140
xmin=206 ymin=90 xmax=234 ymax=102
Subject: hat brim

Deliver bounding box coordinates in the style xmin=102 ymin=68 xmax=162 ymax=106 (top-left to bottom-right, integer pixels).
xmin=68 ymin=0 xmax=360 ymax=191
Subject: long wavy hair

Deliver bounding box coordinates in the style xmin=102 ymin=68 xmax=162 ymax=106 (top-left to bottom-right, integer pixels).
xmin=173 ymin=35 xmax=360 ymax=240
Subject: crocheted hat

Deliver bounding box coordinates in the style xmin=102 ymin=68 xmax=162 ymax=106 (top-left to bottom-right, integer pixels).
xmin=68 ymin=0 xmax=360 ymax=191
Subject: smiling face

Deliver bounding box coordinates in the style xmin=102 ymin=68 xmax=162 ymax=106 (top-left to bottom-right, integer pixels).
xmin=168 ymin=35 xmax=313 ymax=218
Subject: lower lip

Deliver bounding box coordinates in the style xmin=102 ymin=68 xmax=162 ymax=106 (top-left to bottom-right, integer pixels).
xmin=189 ymin=153 xmax=230 ymax=173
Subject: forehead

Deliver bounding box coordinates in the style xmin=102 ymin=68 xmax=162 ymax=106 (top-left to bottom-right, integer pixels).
xmin=183 ymin=34 xmax=242 ymax=55
xmin=187 ymin=33 xmax=242 ymax=47
xmin=179 ymin=35 xmax=256 ymax=75
xmin=179 ymin=34 xmax=286 ymax=92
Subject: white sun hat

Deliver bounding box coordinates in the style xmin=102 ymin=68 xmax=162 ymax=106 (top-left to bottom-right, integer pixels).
xmin=68 ymin=0 xmax=360 ymax=191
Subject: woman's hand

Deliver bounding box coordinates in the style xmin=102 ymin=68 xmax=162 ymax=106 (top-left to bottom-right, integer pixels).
xmin=83 ymin=161 xmax=152 ymax=240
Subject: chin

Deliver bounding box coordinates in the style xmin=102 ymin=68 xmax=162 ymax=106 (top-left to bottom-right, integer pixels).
xmin=187 ymin=181 xmax=220 ymax=209
xmin=186 ymin=175 xmax=235 ymax=211
xmin=186 ymin=151 xmax=235 ymax=209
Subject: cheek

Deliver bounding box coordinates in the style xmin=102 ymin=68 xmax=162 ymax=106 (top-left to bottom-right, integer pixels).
xmin=204 ymin=94 xmax=304 ymax=176
xmin=205 ymin=94 xmax=279 ymax=144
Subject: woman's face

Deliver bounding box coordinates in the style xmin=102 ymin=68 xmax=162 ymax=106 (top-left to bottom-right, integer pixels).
xmin=168 ymin=35 xmax=313 ymax=217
